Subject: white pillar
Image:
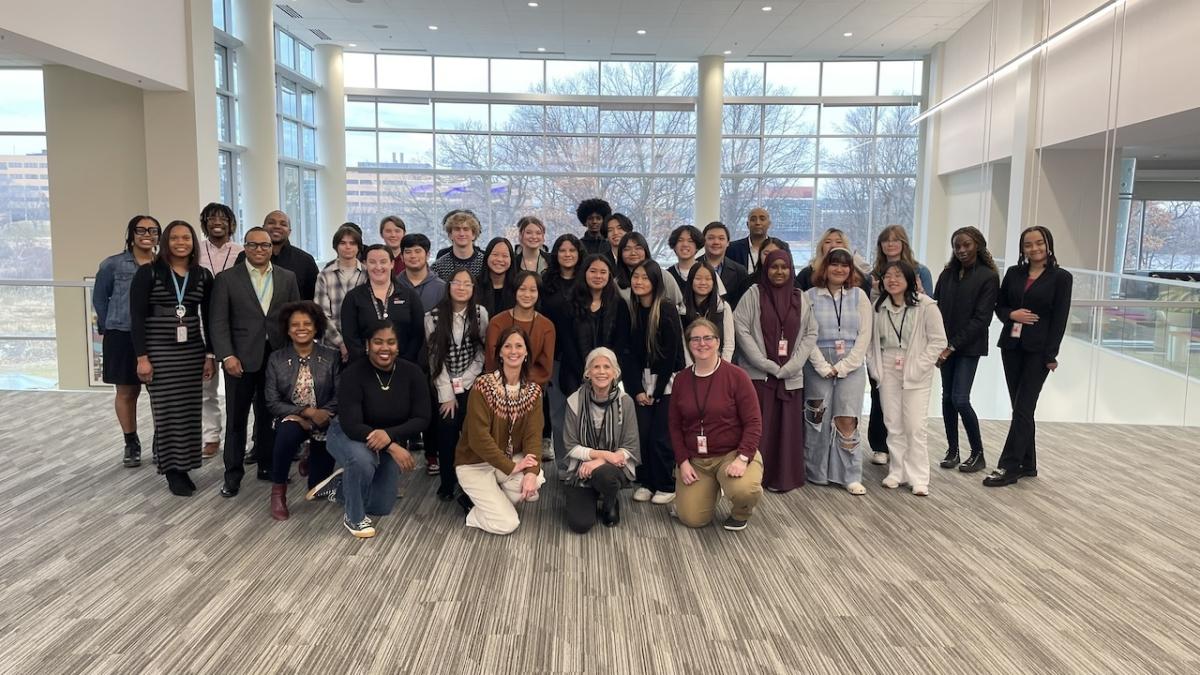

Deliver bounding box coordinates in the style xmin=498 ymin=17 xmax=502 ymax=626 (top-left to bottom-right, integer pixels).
xmin=235 ymin=0 xmax=279 ymax=224
xmin=695 ymin=55 xmax=724 ymax=225
xmin=316 ymin=43 xmax=346 ymax=250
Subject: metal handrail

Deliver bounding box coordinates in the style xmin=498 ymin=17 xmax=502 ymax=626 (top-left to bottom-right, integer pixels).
xmin=0 ymin=279 xmax=93 ymax=288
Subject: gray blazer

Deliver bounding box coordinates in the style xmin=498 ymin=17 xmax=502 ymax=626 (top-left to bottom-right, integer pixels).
xmin=210 ymin=263 xmax=301 ymax=372
xmin=732 ymin=284 xmax=819 ymax=391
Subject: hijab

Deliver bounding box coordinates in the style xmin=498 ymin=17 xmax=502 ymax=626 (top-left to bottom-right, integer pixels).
xmin=758 ymin=249 xmax=802 ymax=369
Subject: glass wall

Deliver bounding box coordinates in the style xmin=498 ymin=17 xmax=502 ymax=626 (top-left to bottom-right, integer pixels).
xmin=275 ymin=26 xmax=319 ymax=253
xmin=343 ymin=56 xmax=922 ymax=256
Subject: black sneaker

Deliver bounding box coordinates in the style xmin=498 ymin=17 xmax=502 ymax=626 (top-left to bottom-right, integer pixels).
xmin=305 ymin=468 xmax=344 ymax=502
xmin=722 ymin=516 xmax=748 ymax=531
xmin=958 ymin=452 xmax=986 ymax=473
xmin=343 ymin=517 xmax=376 ymax=538
xmin=123 ymin=442 xmax=141 ymax=468
xmin=982 ymin=468 xmax=1019 ymax=487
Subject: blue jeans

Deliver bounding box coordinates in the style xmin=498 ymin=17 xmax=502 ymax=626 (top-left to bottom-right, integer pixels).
xmin=940 ymin=354 xmax=983 ymax=455
xmin=326 ymin=421 xmax=400 ymax=524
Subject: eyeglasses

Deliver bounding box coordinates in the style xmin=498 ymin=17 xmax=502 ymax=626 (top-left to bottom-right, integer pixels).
xmin=133 ymin=227 xmax=161 ymax=237
xmin=244 ymin=242 xmax=273 ymax=251
xmin=206 ymin=215 xmax=230 ymax=223
xmin=688 ymin=335 xmax=719 ymax=345
xmin=450 ymin=280 xmax=474 ymax=288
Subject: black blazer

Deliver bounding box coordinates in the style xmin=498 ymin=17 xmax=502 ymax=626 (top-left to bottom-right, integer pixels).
xmin=340 ymin=279 xmax=425 ymax=364
xmin=264 ymin=343 xmax=340 ymax=420
xmin=210 ymin=263 xmax=301 ymax=372
xmin=713 ymin=258 xmax=750 ymax=309
xmin=933 ymin=263 xmax=1000 ymax=357
xmin=995 ymin=265 xmax=1073 ymax=363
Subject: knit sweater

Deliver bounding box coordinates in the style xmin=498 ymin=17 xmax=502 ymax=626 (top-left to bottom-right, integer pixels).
xmin=337 ymin=357 xmax=431 ymax=444
xmin=455 ymin=374 xmax=544 ymax=475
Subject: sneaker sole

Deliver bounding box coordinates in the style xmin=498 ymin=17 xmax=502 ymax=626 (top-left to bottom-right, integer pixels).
xmin=344 ymin=522 xmax=376 ymax=538
xmin=306 ymin=468 xmax=344 ymax=501
xmin=723 ymin=522 xmax=748 ymax=531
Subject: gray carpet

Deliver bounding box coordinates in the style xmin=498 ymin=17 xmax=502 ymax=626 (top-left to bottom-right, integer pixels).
xmin=0 ymin=390 xmax=1198 ymax=674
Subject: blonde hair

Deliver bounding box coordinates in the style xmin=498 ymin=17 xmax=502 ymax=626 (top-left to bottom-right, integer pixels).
xmin=444 ymin=211 xmax=481 ymax=238
xmin=811 ymin=228 xmax=850 ymax=265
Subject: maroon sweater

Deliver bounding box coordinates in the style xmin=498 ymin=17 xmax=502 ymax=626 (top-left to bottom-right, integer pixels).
xmin=668 ymin=361 xmax=762 ymax=465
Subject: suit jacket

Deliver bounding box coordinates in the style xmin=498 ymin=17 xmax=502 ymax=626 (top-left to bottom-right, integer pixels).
xmin=727 ymin=237 xmax=790 ymax=273
xmin=713 ymin=257 xmax=750 ymax=309
xmin=210 ymin=263 xmax=302 ymax=372
xmin=995 ymin=265 xmax=1073 ymax=363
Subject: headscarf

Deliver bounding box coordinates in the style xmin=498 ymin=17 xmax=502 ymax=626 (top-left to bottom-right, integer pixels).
xmin=758 ymin=249 xmax=802 ymax=401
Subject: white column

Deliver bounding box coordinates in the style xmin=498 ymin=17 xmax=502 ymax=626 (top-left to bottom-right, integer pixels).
xmin=316 ymin=43 xmax=346 ymax=249
xmin=235 ymin=0 xmax=280 ymax=224
xmin=695 ymin=55 xmax=724 ymax=225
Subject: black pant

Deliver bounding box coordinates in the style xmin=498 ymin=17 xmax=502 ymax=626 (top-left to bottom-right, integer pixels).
xmin=867 ymin=381 xmax=889 ymax=454
xmin=941 ymin=354 xmax=984 ymax=455
xmin=223 ymin=361 xmax=274 ymax=487
xmin=564 ymin=463 xmax=623 ymax=533
xmin=271 ymin=419 xmax=334 ymax=488
xmin=635 ymin=396 xmax=674 ymax=493
xmin=434 ymin=391 xmax=469 ymax=494
xmin=997 ymin=349 xmax=1050 ymax=473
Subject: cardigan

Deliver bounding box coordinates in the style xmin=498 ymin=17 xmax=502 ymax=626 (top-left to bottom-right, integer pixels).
xmin=668 ymin=362 xmax=762 ymax=464
xmin=995 ymin=265 xmax=1073 ymax=363
xmin=865 ymin=295 xmax=947 ymax=389
xmin=483 ymin=310 xmax=556 ymax=386
xmin=561 ymin=388 xmax=640 ymax=485
xmin=455 ymin=376 xmax=544 ymax=475
xmin=933 ymin=263 xmax=1000 ymax=357
xmin=732 ymin=284 xmax=819 ymax=391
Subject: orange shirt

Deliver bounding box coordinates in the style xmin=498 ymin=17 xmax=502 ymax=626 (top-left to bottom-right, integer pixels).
xmin=484 ymin=310 xmax=556 ymax=386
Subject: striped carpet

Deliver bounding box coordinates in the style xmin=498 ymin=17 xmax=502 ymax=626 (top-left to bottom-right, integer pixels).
xmin=0 ymin=390 xmax=1197 ymax=674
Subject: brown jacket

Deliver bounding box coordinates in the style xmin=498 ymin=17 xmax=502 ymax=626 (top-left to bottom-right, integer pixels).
xmin=454 ymin=375 xmax=544 ymax=476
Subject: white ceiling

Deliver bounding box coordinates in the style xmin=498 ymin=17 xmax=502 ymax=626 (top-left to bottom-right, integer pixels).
xmin=273 ymin=0 xmax=988 ymax=60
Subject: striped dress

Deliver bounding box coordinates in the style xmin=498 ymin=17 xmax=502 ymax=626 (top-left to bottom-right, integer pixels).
xmin=130 ymin=263 xmax=214 ymax=473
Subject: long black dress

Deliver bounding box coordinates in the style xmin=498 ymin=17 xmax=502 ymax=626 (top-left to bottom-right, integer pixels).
xmin=130 ymin=262 xmax=213 ymax=474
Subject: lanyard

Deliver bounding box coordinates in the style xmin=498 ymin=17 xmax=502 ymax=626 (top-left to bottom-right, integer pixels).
xmin=373 ymin=284 xmax=393 ymax=320
xmin=253 ymin=270 xmax=273 ymax=307
xmin=171 ymin=270 xmax=189 ymax=319
xmin=204 ymin=241 xmax=233 ymax=273
xmin=827 ymin=288 xmax=845 ymax=330
xmin=887 ymin=306 xmax=909 ymax=348
xmin=690 ymin=361 xmax=719 ymax=435
xmin=765 ymin=290 xmax=791 ymax=344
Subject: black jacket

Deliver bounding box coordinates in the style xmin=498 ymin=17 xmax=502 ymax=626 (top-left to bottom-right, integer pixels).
xmin=618 ymin=301 xmax=685 ymax=400
xmin=933 ymin=263 xmax=1000 ymax=357
xmin=712 ymin=257 xmax=750 ymax=309
xmin=547 ymin=291 xmax=628 ymax=395
xmin=995 ymin=265 xmax=1073 ymax=363
xmin=340 ymin=279 xmax=426 ymax=365
xmin=264 ymin=343 xmax=340 ymax=420
xmin=210 ymin=264 xmax=301 ymax=372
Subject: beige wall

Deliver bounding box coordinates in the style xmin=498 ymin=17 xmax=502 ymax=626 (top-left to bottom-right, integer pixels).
xmin=44 ymin=67 xmax=150 ymax=390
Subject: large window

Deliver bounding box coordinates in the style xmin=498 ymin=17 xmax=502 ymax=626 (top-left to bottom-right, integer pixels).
xmin=275 ymin=26 xmax=319 ymax=253
xmin=0 ymin=68 xmax=55 ymax=387
xmin=1124 ymin=200 xmax=1200 ymax=272
xmin=343 ymin=56 xmax=921 ymax=260
xmin=215 ymin=6 xmax=243 ymax=220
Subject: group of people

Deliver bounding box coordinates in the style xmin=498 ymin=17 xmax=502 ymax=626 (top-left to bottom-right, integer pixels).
xmin=92 ymin=197 xmax=1072 ymax=539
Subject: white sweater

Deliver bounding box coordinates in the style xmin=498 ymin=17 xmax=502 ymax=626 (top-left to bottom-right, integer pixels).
xmin=865 ymin=294 xmax=947 ymax=390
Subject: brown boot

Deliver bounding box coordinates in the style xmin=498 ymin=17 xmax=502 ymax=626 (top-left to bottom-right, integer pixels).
xmin=270 ymin=484 xmax=289 ymax=520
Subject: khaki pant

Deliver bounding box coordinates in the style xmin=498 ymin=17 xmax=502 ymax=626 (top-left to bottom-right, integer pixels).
xmin=456 ymin=461 xmax=546 ymax=535
xmin=202 ymin=373 xmax=223 ymax=443
xmin=675 ymin=451 xmax=763 ymax=527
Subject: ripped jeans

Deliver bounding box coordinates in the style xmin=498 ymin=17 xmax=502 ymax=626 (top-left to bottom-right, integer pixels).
xmin=802 ymin=354 xmax=867 ymax=487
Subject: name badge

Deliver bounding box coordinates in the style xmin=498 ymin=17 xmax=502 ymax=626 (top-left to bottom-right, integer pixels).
xmin=174 ymin=305 xmax=186 ymax=319
xmin=696 ymin=435 xmax=708 ymax=454
xmin=777 ymin=339 xmax=788 ymax=357
xmin=1010 ymin=323 xmax=1023 ymax=338
xmin=451 ymin=377 xmax=465 ymax=394
xmin=894 ymin=355 xmax=905 ymax=370
xmin=176 ymin=325 xmax=188 ymax=343
xmin=834 ymin=339 xmax=846 ymax=357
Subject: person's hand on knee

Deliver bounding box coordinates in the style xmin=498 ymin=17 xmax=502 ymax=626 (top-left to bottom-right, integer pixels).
xmin=726 ymin=455 xmax=749 ymax=478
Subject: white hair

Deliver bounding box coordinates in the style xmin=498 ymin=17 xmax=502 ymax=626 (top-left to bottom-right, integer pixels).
xmin=583 ymin=347 xmax=621 ymax=382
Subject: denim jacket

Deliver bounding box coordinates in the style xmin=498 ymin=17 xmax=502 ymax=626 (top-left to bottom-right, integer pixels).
xmin=264 ymin=343 xmax=340 ymax=420
xmin=93 ymin=251 xmax=141 ymax=333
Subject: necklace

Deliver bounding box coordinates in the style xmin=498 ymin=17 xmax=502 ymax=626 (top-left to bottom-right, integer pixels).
xmin=374 ymin=365 xmax=396 ymax=391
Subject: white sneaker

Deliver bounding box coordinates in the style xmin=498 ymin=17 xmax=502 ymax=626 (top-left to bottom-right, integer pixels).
xmin=633 ymin=487 xmax=653 ymax=502
xmin=847 ymin=482 xmax=866 ymax=495
xmin=881 ymin=476 xmax=900 ymax=489
xmin=651 ymin=491 xmax=676 ymax=505
xmin=912 ymin=485 xmax=929 ymax=496
xmin=871 ymin=452 xmax=888 ymax=465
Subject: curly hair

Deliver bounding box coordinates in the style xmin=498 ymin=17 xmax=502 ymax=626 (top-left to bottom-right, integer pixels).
xmin=278 ymin=300 xmax=328 ymax=343
xmin=575 ymin=198 xmax=612 ymax=225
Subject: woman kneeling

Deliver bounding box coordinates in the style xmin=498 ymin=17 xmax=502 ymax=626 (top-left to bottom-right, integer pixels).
xmin=455 ymin=326 xmax=546 ymax=535
xmin=668 ymin=318 xmax=764 ymax=531
xmin=562 ymin=347 xmax=640 ymax=532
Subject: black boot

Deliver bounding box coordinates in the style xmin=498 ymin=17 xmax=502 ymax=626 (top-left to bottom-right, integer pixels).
xmin=456 ymin=492 xmax=475 ymax=515
xmin=938 ymin=449 xmax=960 ymax=469
xmin=165 ymin=471 xmax=194 ymax=497
xmin=182 ymin=472 xmax=196 ymax=491
xmin=123 ymin=441 xmax=142 ymax=468
xmin=959 ymin=451 xmax=986 ymax=473
xmin=601 ymin=498 xmax=621 ymax=527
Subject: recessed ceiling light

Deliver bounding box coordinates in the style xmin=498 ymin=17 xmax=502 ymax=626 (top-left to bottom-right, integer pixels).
xmin=636 ymin=29 xmax=647 ymax=35
xmin=723 ymin=50 xmax=732 ymax=55
xmin=348 ymin=43 xmax=358 ymax=47
xmin=537 ymin=47 xmax=546 ymax=52
xmin=762 ymin=5 xmax=773 ymax=11
xmin=843 ymin=32 xmax=853 ymax=37
xmin=428 ymin=25 xmax=439 ymax=30
xmin=528 ymin=1 xmax=539 ymax=6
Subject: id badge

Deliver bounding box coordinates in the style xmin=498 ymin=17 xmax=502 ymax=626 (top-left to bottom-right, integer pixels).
xmin=894 ymin=355 xmax=904 ymax=370
xmin=834 ymin=339 xmax=846 ymax=357
xmin=1010 ymin=323 xmax=1023 ymax=338
xmin=451 ymin=377 xmax=465 ymax=394
xmin=696 ymin=435 xmax=708 ymax=454
xmin=176 ymin=325 xmax=188 ymax=343
xmin=777 ymin=339 xmax=789 ymax=357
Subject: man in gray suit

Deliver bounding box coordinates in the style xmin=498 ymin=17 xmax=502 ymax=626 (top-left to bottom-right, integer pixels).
xmin=211 ymin=227 xmax=301 ymax=496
